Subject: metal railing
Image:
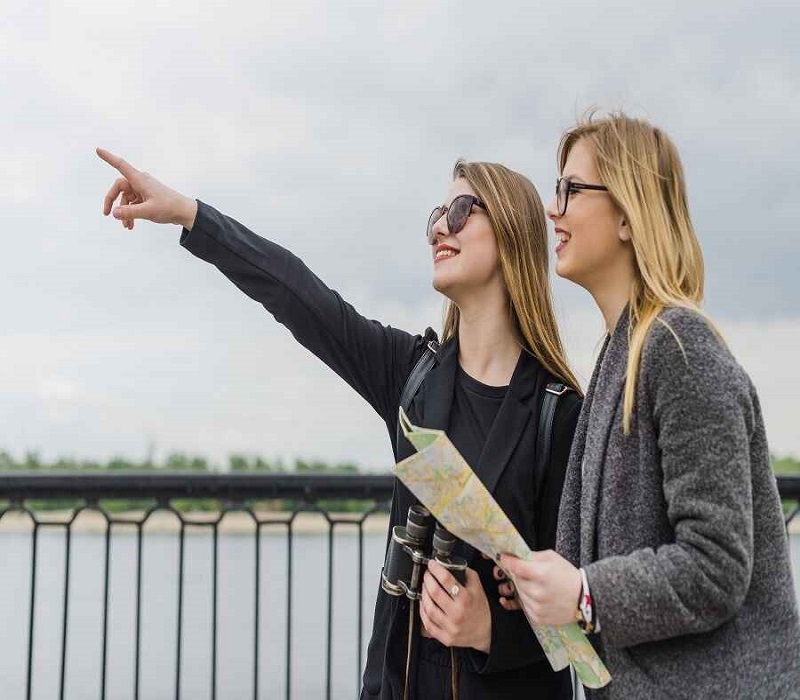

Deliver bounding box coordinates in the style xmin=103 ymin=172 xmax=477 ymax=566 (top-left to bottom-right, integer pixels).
xmin=0 ymin=472 xmax=797 ymax=700
xmin=0 ymin=473 xmax=394 ymax=700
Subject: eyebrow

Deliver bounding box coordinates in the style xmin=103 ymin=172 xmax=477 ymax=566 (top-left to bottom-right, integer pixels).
xmin=562 ymin=174 xmax=588 ymax=183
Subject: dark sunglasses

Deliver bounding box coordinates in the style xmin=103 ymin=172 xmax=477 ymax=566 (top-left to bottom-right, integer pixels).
xmin=556 ymin=177 xmax=608 ymax=216
xmin=426 ymin=194 xmax=487 ymax=245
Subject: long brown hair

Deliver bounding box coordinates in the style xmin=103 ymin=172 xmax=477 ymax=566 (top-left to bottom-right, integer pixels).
xmin=558 ymin=112 xmax=718 ymax=431
xmin=442 ymin=159 xmax=580 ymax=392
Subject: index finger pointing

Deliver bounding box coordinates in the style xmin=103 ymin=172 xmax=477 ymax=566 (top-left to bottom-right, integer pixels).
xmin=96 ymin=147 xmax=140 ymax=180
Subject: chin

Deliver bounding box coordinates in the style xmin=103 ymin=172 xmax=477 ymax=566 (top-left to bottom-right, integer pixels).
xmin=432 ymin=271 xmax=454 ymax=296
xmin=555 ymin=258 xmax=581 ymax=285
xmin=555 ymin=260 xmax=570 ymax=281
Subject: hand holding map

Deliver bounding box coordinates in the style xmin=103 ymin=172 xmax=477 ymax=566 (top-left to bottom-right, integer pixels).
xmin=392 ymin=408 xmax=611 ymax=689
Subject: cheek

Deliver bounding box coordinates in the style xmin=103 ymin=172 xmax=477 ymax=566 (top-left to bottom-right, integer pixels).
xmin=473 ymin=229 xmax=501 ymax=266
xmin=576 ymin=200 xmax=621 ymax=248
xmin=472 ymin=241 xmax=502 ymax=283
xmin=482 ymin=240 xmax=501 ymax=271
xmin=557 ymin=207 xmax=624 ymax=279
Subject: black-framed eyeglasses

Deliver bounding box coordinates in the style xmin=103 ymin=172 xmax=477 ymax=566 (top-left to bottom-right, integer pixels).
xmin=426 ymin=194 xmax=487 ymax=245
xmin=556 ymin=177 xmax=608 ymax=216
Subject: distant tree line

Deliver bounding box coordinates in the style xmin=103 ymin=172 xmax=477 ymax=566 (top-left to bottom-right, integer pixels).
xmin=0 ymin=451 xmax=797 ymax=514
xmin=2 ymin=450 xmax=798 ymax=474
xmin=0 ymin=452 xmax=374 ymax=513
xmin=0 ymin=451 xmax=361 ymax=474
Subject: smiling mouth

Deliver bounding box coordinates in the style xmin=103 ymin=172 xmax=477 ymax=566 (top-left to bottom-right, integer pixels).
xmin=435 ymin=248 xmax=459 ymax=262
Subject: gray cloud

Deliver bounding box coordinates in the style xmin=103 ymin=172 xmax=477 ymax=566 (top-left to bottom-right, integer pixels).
xmin=0 ymin=0 xmax=798 ymax=462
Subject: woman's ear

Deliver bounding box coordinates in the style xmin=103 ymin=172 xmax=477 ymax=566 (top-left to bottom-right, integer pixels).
xmin=618 ymin=216 xmax=631 ymax=242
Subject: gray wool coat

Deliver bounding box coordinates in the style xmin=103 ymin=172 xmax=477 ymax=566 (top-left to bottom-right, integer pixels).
xmin=557 ymin=307 xmax=800 ymax=699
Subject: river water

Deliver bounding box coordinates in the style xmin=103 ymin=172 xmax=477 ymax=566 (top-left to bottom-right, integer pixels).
xmin=1 ymin=529 xmax=798 ymax=699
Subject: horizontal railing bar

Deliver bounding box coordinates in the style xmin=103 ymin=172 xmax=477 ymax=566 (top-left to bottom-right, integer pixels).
xmin=0 ymin=472 xmax=396 ymax=501
xmin=0 ymin=472 xmax=797 ymax=502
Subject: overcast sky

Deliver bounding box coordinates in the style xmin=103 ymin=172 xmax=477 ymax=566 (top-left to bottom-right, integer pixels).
xmin=1 ymin=0 xmax=798 ymax=468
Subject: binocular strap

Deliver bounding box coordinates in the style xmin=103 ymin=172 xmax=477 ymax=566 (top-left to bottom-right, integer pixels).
xmin=402 ymin=601 xmax=460 ymax=700
xmin=403 ymin=600 xmax=416 ymax=700
xmin=450 ymin=648 xmax=459 ymax=700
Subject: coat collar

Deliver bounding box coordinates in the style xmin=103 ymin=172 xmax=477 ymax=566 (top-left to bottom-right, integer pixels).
xmin=556 ymin=332 xmax=608 ymax=564
xmin=578 ymin=308 xmax=631 ymax=565
xmin=478 ymin=348 xmax=543 ymax=494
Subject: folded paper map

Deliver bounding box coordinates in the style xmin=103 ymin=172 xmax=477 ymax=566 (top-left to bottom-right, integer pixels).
xmin=393 ymin=408 xmax=611 ymax=689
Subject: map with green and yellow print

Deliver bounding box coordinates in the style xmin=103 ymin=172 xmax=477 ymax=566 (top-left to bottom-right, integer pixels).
xmin=394 ymin=408 xmax=611 ymax=690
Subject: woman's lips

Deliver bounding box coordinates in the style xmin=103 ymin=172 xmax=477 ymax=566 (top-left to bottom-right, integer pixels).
xmin=434 ymin=245 xmax=459 ymax=263
xmin=555 ymin=228 xmax=571 ymax=255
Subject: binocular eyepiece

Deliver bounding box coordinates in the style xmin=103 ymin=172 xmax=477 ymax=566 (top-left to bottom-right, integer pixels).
xmin=381 ymin=505 xmax=467 ymax=600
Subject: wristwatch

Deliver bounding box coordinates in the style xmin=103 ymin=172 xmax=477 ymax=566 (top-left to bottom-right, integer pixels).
xmin=575 ymin=567 xmax=596 ymax=634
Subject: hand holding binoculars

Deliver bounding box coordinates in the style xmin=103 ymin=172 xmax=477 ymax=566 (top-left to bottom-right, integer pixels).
xmin=381 ymin=505 xmax=468 ymax=600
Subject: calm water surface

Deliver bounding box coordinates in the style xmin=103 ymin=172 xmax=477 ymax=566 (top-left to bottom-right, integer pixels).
xmin=0 ymin=528 xmax=798 ymax=699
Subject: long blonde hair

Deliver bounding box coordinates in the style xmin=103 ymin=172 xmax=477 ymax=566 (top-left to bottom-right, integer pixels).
xmin=558 ymin=112 xmax=717 ymax=431
xmin=442 ymin=159 xmax=580 ymax=392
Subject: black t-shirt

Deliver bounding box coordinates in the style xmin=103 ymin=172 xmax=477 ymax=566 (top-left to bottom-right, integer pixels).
xmin=446 ymin=365 xmax=508 ymax=562
xmin=448 ymin=365 xmax=508 ymax=473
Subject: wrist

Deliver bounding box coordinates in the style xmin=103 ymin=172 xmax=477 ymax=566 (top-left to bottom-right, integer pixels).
xmin=178 ymin=196 xmax=198 ymax=230
xmin=575 ymin=567 xmax=598 ymax=634
xmin=473 ymin=628 xmax=491 ymax=654
xmin=473 ymin=608 xmax=492 ymax=654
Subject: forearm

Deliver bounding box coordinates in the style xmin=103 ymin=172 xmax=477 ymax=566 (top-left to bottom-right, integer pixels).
xmin=180 ymin=200 xmax=421 ymax=419
xmin=585 ymin=529 xmax=751 ymax=648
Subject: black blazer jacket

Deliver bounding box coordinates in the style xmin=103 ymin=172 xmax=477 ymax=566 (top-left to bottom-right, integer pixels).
xmin=180 ymin=201 xmax=582 ymax=700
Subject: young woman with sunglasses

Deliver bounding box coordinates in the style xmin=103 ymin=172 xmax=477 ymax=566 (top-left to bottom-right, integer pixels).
xmin=496 ymin=113 xmax=800 ymax=697
xmin=96 ymin=150 xmax=583 ymax=699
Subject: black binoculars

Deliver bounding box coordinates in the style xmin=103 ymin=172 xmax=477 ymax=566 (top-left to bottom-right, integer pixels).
xmin=381 ymin=505 xmax=468 ymax=600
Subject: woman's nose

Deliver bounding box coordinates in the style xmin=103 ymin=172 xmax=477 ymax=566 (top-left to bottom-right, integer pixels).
xmin=545 ymin=195 xmax=559 ymax=221
xmin=429 ymin=211 xmax=449 ymax=243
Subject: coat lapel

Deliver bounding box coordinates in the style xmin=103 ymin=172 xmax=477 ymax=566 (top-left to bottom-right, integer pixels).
xmin=417 ymin=340 xmax=541 ymax=496
xmin=476 ymin=350 xmax=540 ymax=496
xmin=556 ymin=374 xmax=594 ymax=564
xmin=579 ymin=312 xmax=630 ymax=566
xmin=394 ymin=338 xmax=459 ymax=521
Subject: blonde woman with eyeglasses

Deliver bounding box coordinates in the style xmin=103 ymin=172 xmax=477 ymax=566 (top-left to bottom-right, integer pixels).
xmin=498 ymin=113 xmax=800 ymax=698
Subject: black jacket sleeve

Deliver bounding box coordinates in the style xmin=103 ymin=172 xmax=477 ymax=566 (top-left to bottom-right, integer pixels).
xmin=180 ymin=200 xmax=426 ymax=428
xmin=466 ymin=391 xmax=582 ymax=675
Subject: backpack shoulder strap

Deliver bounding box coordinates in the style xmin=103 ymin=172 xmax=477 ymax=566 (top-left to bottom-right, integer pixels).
xmin=535 ymin=382 xmax=571 ymax=497
xmin=396 ymin=332 xmax=439 ymax=450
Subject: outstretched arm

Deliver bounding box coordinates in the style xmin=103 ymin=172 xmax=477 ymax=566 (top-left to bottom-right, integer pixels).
xmin=97 ymin=148 xmax=426 ymax=427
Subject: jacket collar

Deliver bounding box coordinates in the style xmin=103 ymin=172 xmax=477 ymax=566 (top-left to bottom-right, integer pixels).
xmin=419 ymin=336 xmax=544 ymax=496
